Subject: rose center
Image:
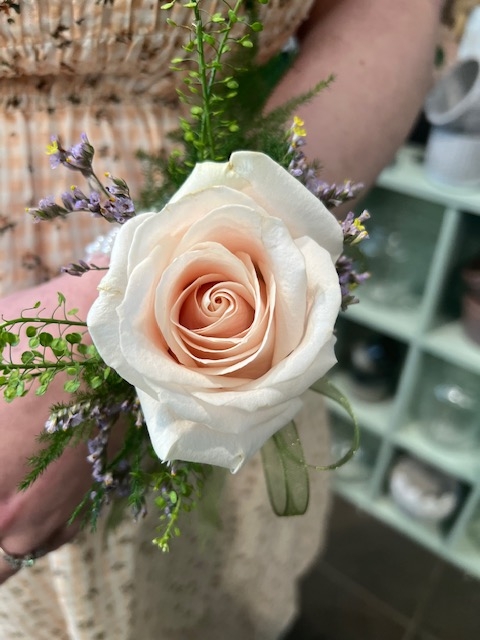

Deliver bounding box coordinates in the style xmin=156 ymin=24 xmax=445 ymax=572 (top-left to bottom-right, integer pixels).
xmin=180 ymin=281 xmax=254 ymax=338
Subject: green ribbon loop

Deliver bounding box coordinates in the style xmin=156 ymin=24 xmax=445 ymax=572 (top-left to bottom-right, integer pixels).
xmin=309 ymin=376 xmax=360 ymax=471
xmin=261 ymin=420 xmax=309 ymax=516
xmin=261 ymin=377 xmax=360 ymax=516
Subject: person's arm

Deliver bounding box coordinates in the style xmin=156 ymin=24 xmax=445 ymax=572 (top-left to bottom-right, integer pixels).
xmin=269 ymin=0 xmax=441 ymax=190
xmin=0 ymin=269 xmax=106 ymax=584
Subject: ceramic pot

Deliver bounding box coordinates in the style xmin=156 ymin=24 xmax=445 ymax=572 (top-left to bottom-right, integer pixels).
xmin=424 ymin=127 xmax=480 ymax=188
xmin=425 ymin=58 xmax=480 ymax=132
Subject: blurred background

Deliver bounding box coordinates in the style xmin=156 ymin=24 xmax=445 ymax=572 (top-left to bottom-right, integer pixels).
xmin=286 ymin=3 xmax=480 ymax=638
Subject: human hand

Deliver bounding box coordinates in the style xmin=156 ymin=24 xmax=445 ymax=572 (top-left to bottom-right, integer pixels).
xmin=0 ymin=389 xmax=92 ymax=584
xmin=0 ymin=267 xmax=107 ymax=585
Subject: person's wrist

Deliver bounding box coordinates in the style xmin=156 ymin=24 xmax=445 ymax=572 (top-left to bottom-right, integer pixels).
xmin=0 ymin=543 xmax=46 ymax=570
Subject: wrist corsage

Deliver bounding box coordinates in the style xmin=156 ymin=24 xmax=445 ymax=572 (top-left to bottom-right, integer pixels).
xmin=0 ymin=0 xmax=369 ymax=552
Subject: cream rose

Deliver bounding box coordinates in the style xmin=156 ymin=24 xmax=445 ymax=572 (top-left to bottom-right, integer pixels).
xmin=87 ymin=151 xmax=343 ymax=472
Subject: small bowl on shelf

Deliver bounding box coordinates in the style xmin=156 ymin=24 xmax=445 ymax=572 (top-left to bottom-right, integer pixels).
xmin=389 ymin=456 xmax=460 ymax=524
xmin=422 ymin=383 xmax=480 ymax=450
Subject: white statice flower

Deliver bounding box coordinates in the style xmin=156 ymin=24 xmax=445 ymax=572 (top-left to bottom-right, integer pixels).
xmin=87 ymin=151 xmax=342 ymax=472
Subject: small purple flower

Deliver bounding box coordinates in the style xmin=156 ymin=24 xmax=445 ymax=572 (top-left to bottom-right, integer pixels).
xmin=341 ymin=209 xmax=371 ymax=245
xmin=336 ymin=254 xmax=370 ymax=311
xmin=98 ymin=174 xmax=135 ymax=223
xmin=101 ymin=193 xmax=135 ymax=223
xmin=46 ymin=133 xmax=94 ymax=177
xmin=46 ymin=136 xmax=68 ymax=170
xmin=27 ymin=194 xmax=68 ymax=222
xmin=88 ymin=191 xmax=101 ymax=214
xmin=68 ymin=132 xmax=94 ymax=174
xmin=61 ymin=260 xmax=102 ymax=277
xmin=61 ymin=185 xmax=90 ymax=211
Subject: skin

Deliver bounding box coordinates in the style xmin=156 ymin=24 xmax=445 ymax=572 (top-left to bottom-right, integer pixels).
xmin=0 ymin=269 xmax=108 ymax=583
xmin=0 ymin=0 xmax=441 ymax=584
xmin=271 ymin=0 xmax=441 ymax=192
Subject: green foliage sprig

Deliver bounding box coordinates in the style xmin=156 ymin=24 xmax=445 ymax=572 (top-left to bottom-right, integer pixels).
xmin=0 ymin=294 xmax=100 ymax=400
xmin=1 ymin=289 xmax=210 ymax=547
xmin=162 ymin=0 xmax=264 ymax=159
xmin=138 ymin=0 xmax=333 ymax=210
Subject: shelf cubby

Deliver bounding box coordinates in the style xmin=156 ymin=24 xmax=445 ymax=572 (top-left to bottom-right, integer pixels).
xmin=329 ymin=143 xmax=480 ymax=579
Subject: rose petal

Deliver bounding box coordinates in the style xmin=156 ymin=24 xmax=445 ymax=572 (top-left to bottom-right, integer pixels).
xmin=171 ymin=151 xmax=343 ymax=260
xmin=137 ymin=388 xmax=302 ymax=472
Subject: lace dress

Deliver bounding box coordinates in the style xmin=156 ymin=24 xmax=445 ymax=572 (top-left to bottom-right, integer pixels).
xmin=0 ymin=2 xmax=332 ymax=638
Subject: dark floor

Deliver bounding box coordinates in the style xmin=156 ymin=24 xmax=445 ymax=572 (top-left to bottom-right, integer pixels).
xmin=284 ymin=495 xmax=480 ymax=640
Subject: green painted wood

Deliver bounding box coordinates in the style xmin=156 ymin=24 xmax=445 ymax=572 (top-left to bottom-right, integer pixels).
xmin=332 ymin=147 xmax=480 ymax=573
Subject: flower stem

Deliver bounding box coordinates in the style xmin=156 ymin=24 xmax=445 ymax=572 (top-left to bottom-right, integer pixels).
xmin=1 ymin=317 xmax=87 ymax=330
xmin=193 ymin=0 xmax=243 ymax=160
xmin=1 ymin=361 xmax=86 ymax=371
xmin=206 ymin=0 xmax=243 ymax=96
xmin=89 ymin=171 xmax=111 ymax=198
xmin=193 ymin=5 xmax=215 ymax=160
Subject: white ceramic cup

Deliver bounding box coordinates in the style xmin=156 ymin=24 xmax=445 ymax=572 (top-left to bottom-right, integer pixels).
xmin=424 ymin=126 xmax=480 ymax=188
xmin=425 ymin=58 xmax=480 ymax=132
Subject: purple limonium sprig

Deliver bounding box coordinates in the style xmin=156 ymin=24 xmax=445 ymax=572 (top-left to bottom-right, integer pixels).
xmin=28 ymin=177 xmax=135 ymax=226
xmin=45 ymin=400 xmax=93 ymax=433
xmin=60 ymin=260 xmax=105 ymax=277
xmin=341 ymin=209 xmax=371 ymax=245
xmin=286 ymin=117 xmax=363 ymax=209
xmin=286 ymin=118 xmax=371 ymax=310
xmin=309 ymin=179 xmax=364 ymax=209
xmin=46 ymin=133 xmax=94 ymax=177
xmin=84 ymin=396 xmax=146 ymax=518
xmin=86 ymin=401 xmax=128 ymax=487
xmin=45 ymin=396 xmax=145 ymax=505
xmin=336 ymin=210 xmax=371 ymax=310
xmin=336 ymin=254 xmax=370 ymax=311
xmin=100 ymin=174 xmax=135 ymax=224
xmin=29 ymin=134 xmax=136 ymax=225
xmin=59 ymin=178 xmax=135 ymax=224
xmin=27 ymin=195 xmax=69 ymax=222
xmin=286 ymin=116 xmax=317 ymax=183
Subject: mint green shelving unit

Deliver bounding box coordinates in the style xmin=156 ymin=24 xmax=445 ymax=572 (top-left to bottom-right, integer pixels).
xmin=327 ymin=144 xmax=480 ymax=579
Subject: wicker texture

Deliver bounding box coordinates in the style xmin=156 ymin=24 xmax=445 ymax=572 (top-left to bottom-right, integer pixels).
xmin=0 ymin=0 xmax=315 ymax=296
